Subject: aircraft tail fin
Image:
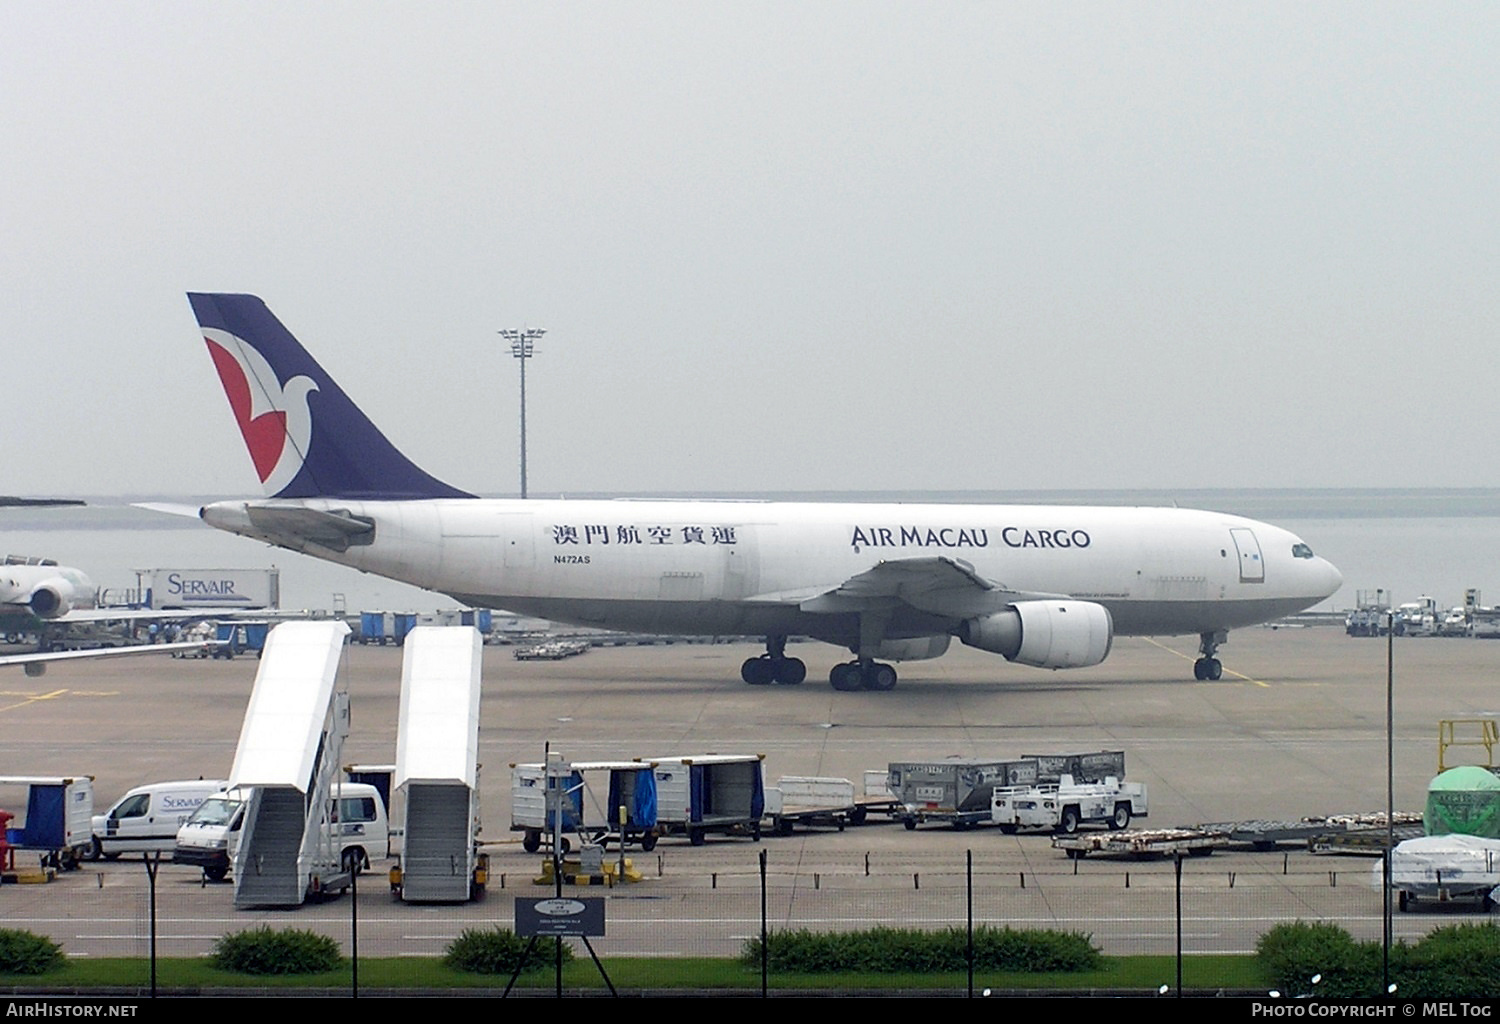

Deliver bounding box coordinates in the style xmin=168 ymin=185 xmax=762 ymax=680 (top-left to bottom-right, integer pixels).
xmin=188 ymin=293 xmax=473 ymax=500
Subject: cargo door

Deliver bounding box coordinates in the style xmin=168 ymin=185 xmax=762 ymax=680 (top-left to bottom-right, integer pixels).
xmin=1229 ymin=528 xmax=1264 ymax=583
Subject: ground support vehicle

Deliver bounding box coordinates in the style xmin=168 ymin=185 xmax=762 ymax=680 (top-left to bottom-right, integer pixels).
xmin=1383 ymin=834 xmax=1500 ymax=911
xmin=648 ymin=754 xmax=764 ymax=845
xmin=1052 ymin=827 xmax=1227 ymax=860
xmin=0 ymin=776 xmax=94 ymax=873
xmin=1306 ymin=813 xmax=1425 ymax=855
xmin=992 ymin=775 xmax=1148 ymax=834
xmin=388 ymin=628 xmax=487 ymax=902
xmin=889 ymin=758 xmax=1041 ymax=830
xmin=1198 ymin=818 xmax=1367 ymax=851
xmin=765 ymin=776 xmax=881 ymax=835
xmin=89 ymin=779 xmax=225 ymax=860
xmin=511 ymin=758 xmax=660 ymax=853
xmin=357 ymin=611 xmax=416 ymax=646
xmin=513 ymin=640 xmax=588 ymax=660
xmin=172 ymin=781 xmax=387 ymax=883
xmin=223 ymin=620 xmax=360 ymax=907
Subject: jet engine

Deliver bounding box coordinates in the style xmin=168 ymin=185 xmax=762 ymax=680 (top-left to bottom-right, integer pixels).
xmin=956 ymin=600 xmax=1112 ymax=669
xmin=26 ymin=579 xmax=77 ymax=619
xmin=871 ymin=635 xmax=951 ymax=662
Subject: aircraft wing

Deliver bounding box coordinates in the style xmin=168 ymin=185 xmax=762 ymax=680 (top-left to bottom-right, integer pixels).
xmin=797 ymin=556 xmax=1067 ymax=619
xmin=0 ymin=641 xmax=215 ymax=675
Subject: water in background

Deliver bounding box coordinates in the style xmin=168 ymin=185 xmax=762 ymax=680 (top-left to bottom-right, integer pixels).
xmin=3 ymin=488 xmax=1498 ymax=614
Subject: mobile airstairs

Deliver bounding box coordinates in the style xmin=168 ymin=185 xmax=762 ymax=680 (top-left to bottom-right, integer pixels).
xmin=388 ymin=627 xmax=486 ymax=902
xmin=229 ymin=620 xmax=355 ymax=908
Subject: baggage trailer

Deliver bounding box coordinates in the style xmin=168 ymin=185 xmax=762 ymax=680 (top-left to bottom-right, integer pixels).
xmin=0 ymin=776 xmax=94 ymax=873
xmin=1052 ymin=827 xmax=1228 ymax=860
xmin=1384 ymin=834 xmax=1500 ymax=911
xmin=1023 ymin=750 xmax=1127 ymax=785
xmin=511 ymin=759 xmax=659 ymax=853
xmin=888 ymin=759 xmax=1041 ymax=830
xmin=648 ymin=754 xmax=765 ymax=845
xmin=765 ymin=775 xmax=905 ymax=834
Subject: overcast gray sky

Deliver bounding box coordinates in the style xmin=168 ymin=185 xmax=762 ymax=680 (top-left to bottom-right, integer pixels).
xmin=4 ymin=2 xmax=1496 ymax=499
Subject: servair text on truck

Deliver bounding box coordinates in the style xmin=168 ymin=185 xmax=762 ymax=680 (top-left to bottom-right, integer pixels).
xmin=143 ymin=568 xmax=279 ymax=610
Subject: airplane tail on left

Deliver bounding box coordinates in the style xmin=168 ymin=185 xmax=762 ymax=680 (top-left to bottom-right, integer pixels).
xmin=188 ymin=293 xmax=473 ymax=501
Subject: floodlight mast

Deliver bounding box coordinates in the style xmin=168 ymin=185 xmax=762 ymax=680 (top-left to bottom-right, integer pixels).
xmin=499 ymin=327 xmax=547 ymax=498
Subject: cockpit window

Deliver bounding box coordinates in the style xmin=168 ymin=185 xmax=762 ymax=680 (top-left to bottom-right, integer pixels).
xmin=1291 ymin=543 xmax=1314 ymax=559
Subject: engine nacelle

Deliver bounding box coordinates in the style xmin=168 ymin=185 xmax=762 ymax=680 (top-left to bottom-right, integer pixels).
xmin=27 ymin=579 xmax=75 ymax=619
xmin=871 ymin=635 xmax=951 ymax=662
xmin=957 ymin=600 xmax=1113 ymax=669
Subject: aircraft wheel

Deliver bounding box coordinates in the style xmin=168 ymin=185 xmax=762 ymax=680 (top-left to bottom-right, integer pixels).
xmin=866 ymin=663 xmax=898 ymax=691
xmin=1205 ymin=658 xmax=1222 ymax=681
xmin=741 ymin=657 xmax=774 ymax=685
xmin=774 ymin=657 xmax=806 ymax=685
xmin=829 ymin=663 xmax=862 ymax=691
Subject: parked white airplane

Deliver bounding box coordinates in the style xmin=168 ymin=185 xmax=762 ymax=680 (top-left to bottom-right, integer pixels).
xmin=183 ymin=293 xmax=1342 ymax=691
xmin=1 ymin=556 xmax=220 ymax=674
xmin=0 ymin=556 xmax=97 ymax=621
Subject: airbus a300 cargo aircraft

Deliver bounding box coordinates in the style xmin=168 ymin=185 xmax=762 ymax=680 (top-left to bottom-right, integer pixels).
xmin=183 ymin=293 xmax=1341 ymax=691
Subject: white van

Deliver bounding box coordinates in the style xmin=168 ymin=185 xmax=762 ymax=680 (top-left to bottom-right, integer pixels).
xmin=89 ymin=779 xmax=226 ymax=861
xmin=172 ymin=783 xmax=388 ymax=882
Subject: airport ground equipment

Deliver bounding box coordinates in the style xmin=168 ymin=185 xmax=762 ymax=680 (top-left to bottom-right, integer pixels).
xmin=891 ymin=752 xmax=1130 ymax=830
xmin=226 ymin=620 xmax=355 ymax=907
xmin=1306 ymin=813 xmax=1425 ymax=855
xmin=511 ymin=759 xmax=659 ymax=853
xmin=212 ymin=620 xmax=269 ymax=658
xmin=89 ymin=779 xmax=224 ymax=860
xmin=1382 ymin=834 xmax=1500 ymax=911
xmin=1438 ymin=719 xmax=1499 ymax=773
xmin=764 ymin=775 xmax=902 ymax=834
xmin=172 ymin=781 xmax=386 ymax=882
xmin=889 ymin=759 xmax=1041 ymax=830
xmin=357 ymin=611 xmax=416 ymax=646
xmin=388 ymin=627 xmax=486 ymax=902
xmin=0 ymin=776 xmax=94 ymax=872
xmin=1198 ymin=818 xmax=1366 ymax=851
xmin=992 ymin=774 xmax=1148 ymax=834
xmin=1053 ymin=827 xmax=1228 ymax=860
xmin=646 ymin=754 xmax=764 ymax=845
xmin=344 ymin=763 xmax=399 ymax=857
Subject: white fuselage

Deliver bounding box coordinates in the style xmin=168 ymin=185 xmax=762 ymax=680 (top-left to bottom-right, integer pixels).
xmin=201 ymin=498 xmax=1342 ymax=650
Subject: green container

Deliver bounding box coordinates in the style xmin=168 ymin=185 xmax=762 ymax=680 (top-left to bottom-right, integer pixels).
xmin=1424 ymin=765 xmax=1500 ymax=838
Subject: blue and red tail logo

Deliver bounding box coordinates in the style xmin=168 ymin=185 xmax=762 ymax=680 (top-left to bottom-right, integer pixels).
xmin=188 ymin=293 xmax=473 ymax=501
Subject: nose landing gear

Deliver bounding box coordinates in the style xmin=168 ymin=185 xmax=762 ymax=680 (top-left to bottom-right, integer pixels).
xmin=1193 ymin=630 xmax=1226 ymax=681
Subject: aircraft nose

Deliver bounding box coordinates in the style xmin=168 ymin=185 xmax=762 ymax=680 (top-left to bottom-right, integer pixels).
xmin=1320 ymin=558 xmax=1343 ymax=599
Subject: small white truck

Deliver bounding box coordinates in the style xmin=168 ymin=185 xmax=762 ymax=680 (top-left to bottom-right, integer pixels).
xmin=991 ymin=775 xmax=1148 ymax=834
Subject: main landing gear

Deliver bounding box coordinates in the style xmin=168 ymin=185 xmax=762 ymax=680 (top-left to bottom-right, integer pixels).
xmin=1193 ymin=630 xmax=1226 ymax=681
xmin=741 ymin=635 xmax=807 ymax=686
xmin=829 ymin=659 xmax=898 ymax=692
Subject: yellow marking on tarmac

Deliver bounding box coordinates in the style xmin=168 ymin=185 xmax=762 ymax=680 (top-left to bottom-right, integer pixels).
xmin=0 ymin=688 xmax=120 ymax=712
xmin=0 ymin=688 xmax=71 ymax=712
xmin=1141 ymin=637 xmax=1270 ymax=687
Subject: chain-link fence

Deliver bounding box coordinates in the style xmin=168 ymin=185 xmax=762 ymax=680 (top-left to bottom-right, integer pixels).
xmin=4 ymin=842 xmax=1480 ymax=995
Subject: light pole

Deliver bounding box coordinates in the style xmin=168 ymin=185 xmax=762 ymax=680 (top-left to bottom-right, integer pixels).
xmin=499 ymin=327 xmax=546 ymax=498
